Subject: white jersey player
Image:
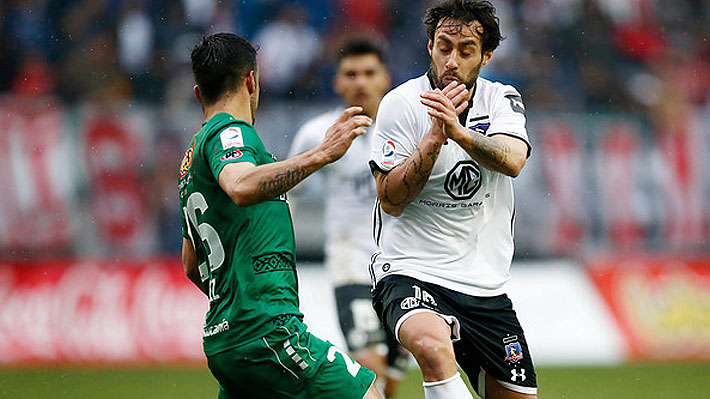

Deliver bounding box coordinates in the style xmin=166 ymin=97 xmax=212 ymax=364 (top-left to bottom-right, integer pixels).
xmin=288 ymin=40 xmax=407 ymax=399
xmin=290 ymin=107 xmax=377 ymax=286
xmin=368 ymin=2 xmax=538 ymax=399
xmin=369 ymin=74 xmax=530 ymax=296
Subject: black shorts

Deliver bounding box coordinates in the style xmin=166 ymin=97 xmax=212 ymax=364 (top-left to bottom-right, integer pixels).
xmin=334 ymin=284 xmax=409 ymax=374
xmin=372 ymin=275 xmax=537 ymax=395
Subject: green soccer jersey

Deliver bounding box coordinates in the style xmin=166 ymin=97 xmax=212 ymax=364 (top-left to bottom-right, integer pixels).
xmin=178 ymin=112 xmax=303 ymax=356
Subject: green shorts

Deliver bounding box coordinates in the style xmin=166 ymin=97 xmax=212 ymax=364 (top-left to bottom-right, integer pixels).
xmin=207 ymin=317 xmax=376 ymax=399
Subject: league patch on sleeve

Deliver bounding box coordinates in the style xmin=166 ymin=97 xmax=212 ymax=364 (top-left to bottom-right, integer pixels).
xmin=220 ymin=127 xmax=244 ymax=150
xmin=220 ymin=149 xmax=243 ymax=161
xmin=382 ymin=140 xmax=396 ymax=166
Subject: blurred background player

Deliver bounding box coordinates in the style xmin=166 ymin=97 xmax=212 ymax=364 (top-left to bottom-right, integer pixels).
xmin=288 ymin=39 xmax=407 ymax=398
xmin=369 ymin=1 xmax=536 ymax=398
xmin=180 ymin=32 xmax=383 ymax=399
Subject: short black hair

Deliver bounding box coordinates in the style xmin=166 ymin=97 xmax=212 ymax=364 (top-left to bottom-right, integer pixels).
xmin=337 ymin=39 xmax=387 ymax=66
xmin=190 ymin=33 xmax=258 ymax=105
xmin=424 ymin=0 xmax=503 ymax=54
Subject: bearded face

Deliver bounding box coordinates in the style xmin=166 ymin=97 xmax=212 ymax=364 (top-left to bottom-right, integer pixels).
xmin=428 ymin=18 xmax=492 ymax=91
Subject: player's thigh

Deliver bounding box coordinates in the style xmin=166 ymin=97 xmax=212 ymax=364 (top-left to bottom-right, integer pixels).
xmin=207 ymin=338 xmax=303 ymax=399
xmin=306 ymin=343 xmax=376 ymax=399
xmin=208 ymin=318 xmax=375 ymax=399
xmin=485 ymin=373 xmax=537 ymax=399
xmin=454 ymin=294 xmax=538 ymax=397
xmin=398 ymin=311 xmax=452 ymax=352
xmin=334 ymin=284 xmax=387 ymax=354
xmin=275 ymin=316 xmax=376 ymax=399
xmin=372 ymin=275 xmax=462 ymax=346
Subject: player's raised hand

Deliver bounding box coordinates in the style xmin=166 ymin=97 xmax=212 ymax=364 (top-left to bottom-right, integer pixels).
xmin=441 ymin=81 xmax=470 ymax=112
xmin=317 ymin=106 xmax=372 ymax=164
xmin=420 ymin=83 xmax=469 ymax=138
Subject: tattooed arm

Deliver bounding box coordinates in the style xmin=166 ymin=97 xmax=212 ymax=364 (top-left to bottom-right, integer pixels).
xmin=420 ymin=90 xmax=527 ymax=177
xmin=219 ymin=107 xmax=371 ymax=206
xmin=374 ymin=121 xmax=447 ymax=217
xmin=374 ymin=83 xmax=470 ymax=217
xmin=450 ymin=132 xmax=527 ymax=177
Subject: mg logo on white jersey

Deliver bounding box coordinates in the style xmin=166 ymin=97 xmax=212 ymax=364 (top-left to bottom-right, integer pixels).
xmin=444 ymin=160 xmax=481 ymax=200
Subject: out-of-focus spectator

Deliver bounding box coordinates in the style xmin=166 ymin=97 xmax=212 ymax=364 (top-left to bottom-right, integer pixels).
xmin=253 ymin=2 xmax=322 ymax=97
xmin=117 ymin=1 xmax=154 ymax=77
xmin=11 ymin=51 xmax=55 ymax=97
xmin=147 ymin=132 xmax=184 ymax=254
xmin=1 ymin=0 xmax=709 ymax=258
xmin=57 ymin=31 xmax=132 ymax=103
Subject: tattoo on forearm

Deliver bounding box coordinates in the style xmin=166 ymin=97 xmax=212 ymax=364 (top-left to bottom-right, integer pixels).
xmin=470 ymin=133 xmax=510 ymax=166
xmin=258 ymin=166 xmax=308 ymax=200
xmin=381 ymin=142 xmax=442 ymax=207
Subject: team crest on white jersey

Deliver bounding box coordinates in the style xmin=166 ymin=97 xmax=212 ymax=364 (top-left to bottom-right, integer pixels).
xmin=220 ymin=127 xmax=244 ymax=150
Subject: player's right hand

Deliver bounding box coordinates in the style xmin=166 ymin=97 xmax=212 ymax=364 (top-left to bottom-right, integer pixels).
xmin=318 ymin=106 xmax=372 ymax=163
xmin=424 ymin=82 xmax=468 ymax=141
xmin=421 ymin=82 xmax=468 ymax=140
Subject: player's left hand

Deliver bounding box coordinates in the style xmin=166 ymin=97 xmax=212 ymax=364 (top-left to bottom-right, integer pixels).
xmin=420 ymin=82 xmax=469 ymax=139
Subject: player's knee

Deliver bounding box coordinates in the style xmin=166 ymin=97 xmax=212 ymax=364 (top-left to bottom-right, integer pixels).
xmin=407 ymin=334 xmax=454 ymax=371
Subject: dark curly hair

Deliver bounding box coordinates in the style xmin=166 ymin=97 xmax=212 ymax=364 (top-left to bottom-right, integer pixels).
xmin=424 ymin=0 xmax=503 ymax=54
xmin=337 ymin=38 xmax=387 ymax=65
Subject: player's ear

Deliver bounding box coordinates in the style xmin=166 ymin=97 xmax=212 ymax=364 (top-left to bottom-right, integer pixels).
xmin=193 ymin=85 xmax=203 ymax=103
xmin=427 ymin=39 xmax=433 ymax=55
xmin=246 ymin=70 xmax=256 ymax=95
xmin=481 ymin=51 xmax=493 ymax=67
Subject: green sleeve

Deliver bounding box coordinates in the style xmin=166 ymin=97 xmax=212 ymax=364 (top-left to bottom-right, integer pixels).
xmin=204 ymin=124 xmax=260 ymax=180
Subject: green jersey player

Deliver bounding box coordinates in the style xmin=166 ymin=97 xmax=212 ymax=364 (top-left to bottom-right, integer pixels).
xmin=179 ymin=33 xmax=382 ymax=399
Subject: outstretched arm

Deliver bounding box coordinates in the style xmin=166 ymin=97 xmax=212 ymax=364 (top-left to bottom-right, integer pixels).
xmin=375 ymin=83 xmax=469 ymax=217
xmin=219 ymin=107 xmax=371 ymax=206
xmin=420 ymin=90 xmax=527 ymax=177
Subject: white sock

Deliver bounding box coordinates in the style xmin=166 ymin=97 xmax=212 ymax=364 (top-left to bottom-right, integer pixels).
xmin=423 ymin=372 xmax=473 ymax=399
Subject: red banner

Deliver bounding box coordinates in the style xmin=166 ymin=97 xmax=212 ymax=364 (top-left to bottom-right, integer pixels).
xmin=0 ymin=98 xmax=73 ymax=253
xmin=597 ymin=124 xmax=646 ymax=249
xmin=538 ymin=122 xmax=586 ymax=255
xmin=0 ymin=259 xmax=207 ymax=365
xmin=587 ymin=256 xmax=710 ymax=361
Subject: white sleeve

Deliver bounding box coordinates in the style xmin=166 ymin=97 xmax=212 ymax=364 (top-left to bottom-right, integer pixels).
xmin=369 ymin=91 xmax=419 ymax=173
xmin=288 ymin=120 xmax=323 ymax=158
xmin=488 ymin=86 xmax=532 ymax=157
xmin=288 ymin=118 xmax=327 ymax=198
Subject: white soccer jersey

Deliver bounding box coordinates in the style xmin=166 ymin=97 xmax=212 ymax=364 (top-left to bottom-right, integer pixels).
xmin=368 ymin=73 xmax=531 ymax=297
xmin=289 ymin=108 xmax=378 ymax=286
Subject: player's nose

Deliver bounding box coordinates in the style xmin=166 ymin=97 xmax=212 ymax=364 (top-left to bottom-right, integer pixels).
xmin=445 ymin=53 xmax=458 ymax=69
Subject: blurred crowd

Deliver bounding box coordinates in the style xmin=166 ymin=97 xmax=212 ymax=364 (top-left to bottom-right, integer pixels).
xmin=1 ymin=0 xmax=709 ymax=259
xmin=2 ymin=0 xmax=709 ymax=112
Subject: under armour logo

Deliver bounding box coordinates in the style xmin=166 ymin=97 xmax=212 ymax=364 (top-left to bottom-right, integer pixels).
xmin=510 ymin=368 xmax=526 ymax=382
